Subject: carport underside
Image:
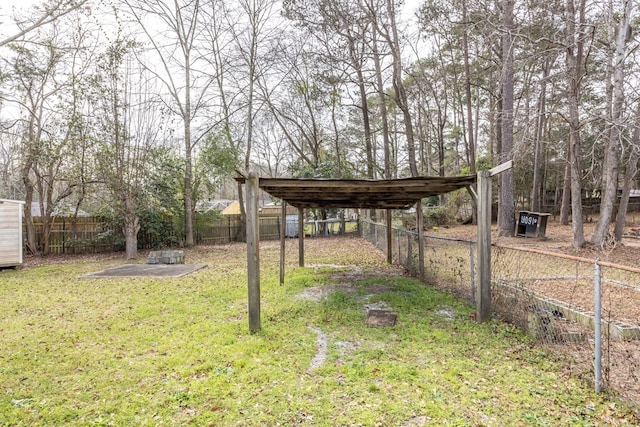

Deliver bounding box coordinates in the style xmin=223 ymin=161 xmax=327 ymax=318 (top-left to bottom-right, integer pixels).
xmin=235 ymin=173 xmax=484 ymax=333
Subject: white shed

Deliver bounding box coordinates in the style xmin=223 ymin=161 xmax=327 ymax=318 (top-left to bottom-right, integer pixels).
xmin=0 ymin=199 xmax=25 ymax=268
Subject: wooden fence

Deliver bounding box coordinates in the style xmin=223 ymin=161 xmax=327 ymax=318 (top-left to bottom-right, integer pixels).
xmin=25 ymin=216 xmax=288 ymax=255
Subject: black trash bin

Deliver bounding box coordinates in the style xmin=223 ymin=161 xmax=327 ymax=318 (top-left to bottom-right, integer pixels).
xmin=515 ymin=211 xmax=551 ymax=239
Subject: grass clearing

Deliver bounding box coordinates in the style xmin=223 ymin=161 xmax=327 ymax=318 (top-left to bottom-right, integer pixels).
xmin=1 ymin=237 xmax=637 ymax=426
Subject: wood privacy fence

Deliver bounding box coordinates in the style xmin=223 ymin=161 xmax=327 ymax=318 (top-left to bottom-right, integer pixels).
xmin=25 ymin=216 xmax=288 ymax=255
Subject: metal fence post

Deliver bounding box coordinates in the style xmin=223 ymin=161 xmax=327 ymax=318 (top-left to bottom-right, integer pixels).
xmin=594 ymin=262 xmax=602 ymax=393
xmin=470 ymin=242 xmax=475 ymax=305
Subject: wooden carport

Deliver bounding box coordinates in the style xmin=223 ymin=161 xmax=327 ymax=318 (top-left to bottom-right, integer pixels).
xmin=236 ymin=168 xmax=508 ymax=333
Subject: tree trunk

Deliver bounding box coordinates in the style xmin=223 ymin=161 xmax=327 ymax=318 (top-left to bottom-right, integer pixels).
xmin=565 ymin=0 xmax=587 ymax=248
xmin=462 ymin=0 xmax=477 ymax=223
xmin=123 ymin=198 xmax=140 ymax=260
xmin=371 ymin=25 xmax=391 ymax=180
xmin=498 ymin=0 xmax=515 ymax=237
xmin=559 ymin=147 xmax=572 ymax=225
xmin=23 ymin=174 xmax=38 ymax=255
xmin=531 ymin=57 xmax=551 ymax=212
xmin=184 ymin=47 xmax=195 ymax=247
xmin=614 ymin=102 xmax=640 ymax=241
xmin=591 ymin=0 xmax=632 ymax=248
xmin=384 ymin=0 xmax=417 ymax=177
xmin=354 ymin=53 xmax=374 ymax=179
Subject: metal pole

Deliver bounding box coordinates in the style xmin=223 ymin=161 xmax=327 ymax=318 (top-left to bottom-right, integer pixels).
xmin=594 ymin=262 xmax=602 ymax=393
xmin=280 ymin=202 xmax=286 ymax=285
xmin=416 ymin=200 xmax=425 ymax=283
xmin=470 ymin=242 xmax=475 ymax=305
xmin=386 ymin=210 xmax=393 ymax=264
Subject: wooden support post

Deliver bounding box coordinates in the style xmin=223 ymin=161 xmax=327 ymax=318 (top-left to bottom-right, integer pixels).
xmin=246 ymin=172 xmax=261 ymax=333
xmin=386 ymin=209 xmax=393 ymax=264
xmin=298 ymin=207 xmax=304 ymax=267
xmin=477 ymin=170 xmax=491 ymax=322
xmin=280 ymin=201 xmax=286 ymax=285
xmin=416 ymin=200 xmax=425 ymax=283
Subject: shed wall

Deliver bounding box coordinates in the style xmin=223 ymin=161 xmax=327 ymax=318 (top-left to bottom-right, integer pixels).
xmin=0 ymin=200 xmax=24 ymax=267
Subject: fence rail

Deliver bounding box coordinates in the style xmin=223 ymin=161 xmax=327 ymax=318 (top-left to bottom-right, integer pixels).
xmin=360 ymin=218 xmax=640 ymax=408
xmin=24 ymin=216 xmax=289 ymax=255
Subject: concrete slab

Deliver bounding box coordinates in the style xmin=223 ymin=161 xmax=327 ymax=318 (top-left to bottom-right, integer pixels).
xmin=80 ymin=264 xmax=207 ymax=278
xmin=365 ymin=309 xmax=397 ymax=327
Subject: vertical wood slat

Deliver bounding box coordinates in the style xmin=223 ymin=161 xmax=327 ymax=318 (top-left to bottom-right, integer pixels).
xmin=246 ymin=173 xmax=261 ymax=333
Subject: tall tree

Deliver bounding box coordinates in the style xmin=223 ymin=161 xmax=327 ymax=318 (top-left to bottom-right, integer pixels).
xmin=3 ymin=13 xmax=94 ymax=255
xmin=564 ymin=0 xmax=589 ymax=248
xmin=92 ymin=38 xmax=167 ymax=259
xmin=498 ymin=0 xmax=515 ymax=236
xmin=123 ymin=0 xmax=210 ymax=247
xmin=591 ymin=0 xmax=634 ymax=248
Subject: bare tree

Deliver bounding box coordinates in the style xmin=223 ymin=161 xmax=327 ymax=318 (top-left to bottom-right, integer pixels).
xmin=0 ymin=0 xmax=89 ymax=47
xmin=123 ymin=0 xmax=211 ymax=247
xmin=3 ymin=12 xmax=95 ymax=255
xmin=92 ymin=37 xmax=166 ymax=259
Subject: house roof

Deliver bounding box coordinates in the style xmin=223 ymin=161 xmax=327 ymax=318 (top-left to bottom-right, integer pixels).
xmin=235 ymin=175 xmax=477 ymax=210
xmin=222 ymin=200 xmax=299 ymax=216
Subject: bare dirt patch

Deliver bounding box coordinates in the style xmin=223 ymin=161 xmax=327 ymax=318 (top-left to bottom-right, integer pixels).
xmin=435 ymin=218 xmax=640 ymax=268
xmin=434 ymin=218 xmax=640 ymax=325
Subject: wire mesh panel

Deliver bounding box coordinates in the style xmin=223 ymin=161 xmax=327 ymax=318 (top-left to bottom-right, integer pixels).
xmin=491 ymin=245 xmax=640 ymax=406
xmin=361 ymin=219 xmax=474 ymax=303
xmin=360 ymin=218 xmax=640 ymax=406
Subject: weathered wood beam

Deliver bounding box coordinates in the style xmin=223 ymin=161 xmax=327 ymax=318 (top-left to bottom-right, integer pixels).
xmin=246 ymin=172 xmax=261 ymax=333
xmin=298 ymin=207 xmax=304 ymax=267
xmin=280 ymin=201 xmax=286 ymax=285
xmin=477 ymin=170 xmax=491 ymax=323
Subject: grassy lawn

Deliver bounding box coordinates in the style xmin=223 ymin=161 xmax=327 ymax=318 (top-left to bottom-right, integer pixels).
xmin=1 ymin=237 xmax=637 ymax=426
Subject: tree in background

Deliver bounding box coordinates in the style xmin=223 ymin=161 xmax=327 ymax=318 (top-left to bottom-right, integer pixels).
xmin=123 ymin=0 xmax=212 ymax=247
xmin=91 ymin=37 xmax=168 ymax=259
xmin=591 ymin=0 xmax=634 ymax=248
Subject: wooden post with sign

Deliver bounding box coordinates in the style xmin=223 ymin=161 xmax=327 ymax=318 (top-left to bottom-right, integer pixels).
xmin=246 ymin=172 xmax=261 ymax=333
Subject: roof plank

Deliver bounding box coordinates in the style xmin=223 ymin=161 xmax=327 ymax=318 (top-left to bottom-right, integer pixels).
xmin=235 ymin=175 xmax=477 ymax=210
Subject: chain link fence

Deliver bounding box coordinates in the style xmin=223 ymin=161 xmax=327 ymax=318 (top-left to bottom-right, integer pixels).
xmin=360 ymin=218 xmax=640 ymax=407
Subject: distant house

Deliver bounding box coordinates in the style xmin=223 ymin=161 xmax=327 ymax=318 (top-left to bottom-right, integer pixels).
xmin=196 ymin=199 xmax=234 ymax=212
xmin=0 ymin=199 xmax=25 ymax=268
xmin=222 ymin=201 xmax=297 ymax=217
xmin=28 ymin=202 xmax=89 ymax=218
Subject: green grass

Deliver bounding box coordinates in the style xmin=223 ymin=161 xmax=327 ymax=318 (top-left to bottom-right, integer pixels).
xmin=0 ymin=239 xmax=637 ymax=426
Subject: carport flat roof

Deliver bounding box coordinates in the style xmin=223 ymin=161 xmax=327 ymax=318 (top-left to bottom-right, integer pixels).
xmin=235 ymin=175 xmax=477 ymax=209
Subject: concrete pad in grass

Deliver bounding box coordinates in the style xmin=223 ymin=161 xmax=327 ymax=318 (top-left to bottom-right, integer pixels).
xmin=80 ymin=264 xmax=207 ymax=278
